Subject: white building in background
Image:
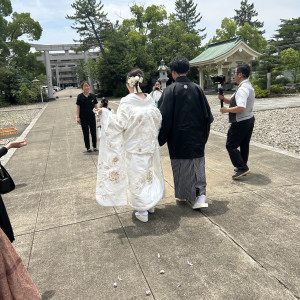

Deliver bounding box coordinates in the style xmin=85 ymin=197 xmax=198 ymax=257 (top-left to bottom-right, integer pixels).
xmin=31 ymin=44 xmax=99 ymax=98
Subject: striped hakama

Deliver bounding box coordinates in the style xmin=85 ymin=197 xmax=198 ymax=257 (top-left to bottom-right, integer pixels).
xmin=171 ymin=157 xmax=206 ymax=202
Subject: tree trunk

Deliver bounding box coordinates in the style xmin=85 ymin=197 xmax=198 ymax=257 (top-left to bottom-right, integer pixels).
xmin=267 ymin=72 xmax=271 ymax=91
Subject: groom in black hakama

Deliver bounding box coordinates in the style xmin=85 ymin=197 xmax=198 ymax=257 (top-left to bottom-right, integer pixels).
xmin=158 ymin=56 xmax=213 ymax=209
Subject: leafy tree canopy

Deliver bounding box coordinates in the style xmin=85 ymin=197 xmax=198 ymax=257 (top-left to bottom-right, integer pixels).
xmin=209 ymin=18 xmax=237 ymax=44
xmin=237 ymin=22 xmax=267 ymax=51
xmin=0 ymin=0 xmax=43 ymax=105
xmin=280 ymin=48 xmax=300 ymax=83
xmin=173 ymin=0 xmax=206 ymax=38
xmin=272 ymin=18 xmax=300 ymax=51
xmin=0 ymin=0 xmax=12 ymax=16
xmin=209 ymin=19 xmax=266 ymax=51
xmin=66 ymin=0 xmax=111 ymax=64
xmin=234 ymin=0 xmax=264 ymax=34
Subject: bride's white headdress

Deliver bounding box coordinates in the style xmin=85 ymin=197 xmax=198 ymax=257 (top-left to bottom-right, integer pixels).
xmin=127 ymin=75 xmax=143 ymax=93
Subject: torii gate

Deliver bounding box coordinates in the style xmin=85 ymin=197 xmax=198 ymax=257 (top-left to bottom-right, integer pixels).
xmin=30 ymin=44 xmax=96 ymax=99
xmin=190 ymin=37 xmax=261 ymax=89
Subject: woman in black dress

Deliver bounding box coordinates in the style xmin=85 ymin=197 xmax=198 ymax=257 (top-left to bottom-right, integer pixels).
xmin=76 ymin=81 xmax=99 ymax=152
xmin=0 ymin=138 xmax=27 ymax=242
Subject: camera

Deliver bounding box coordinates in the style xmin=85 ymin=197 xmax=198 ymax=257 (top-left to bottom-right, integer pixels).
xmin=210 ymin=75 xmax=226 ymax=84
xmin=211 ymin=75 xmax=226 ymax=108
xmin=155 ymin=87 xmax=159 ymax=91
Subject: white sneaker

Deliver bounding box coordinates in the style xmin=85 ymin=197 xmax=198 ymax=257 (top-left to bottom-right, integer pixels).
xmin=193 ymin=195 xmax=208 ymax=209
xmin=148 ymin=207 xmax=155 ymax=213
xmin=135 ymin=211 xmax=148 ymax=222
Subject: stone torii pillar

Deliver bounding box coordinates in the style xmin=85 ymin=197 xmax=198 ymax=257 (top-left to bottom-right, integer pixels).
xmin=55 ymin=64 xmax=60 ymax=88
xmin=84 ymin=51 xmax=94 ymax=94
xmin=44 ymin=50 xmax=54 ymax=99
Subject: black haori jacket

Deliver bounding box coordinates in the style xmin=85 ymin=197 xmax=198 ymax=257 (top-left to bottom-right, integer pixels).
xmin=158 ymin=76 xmax=213 ymax=159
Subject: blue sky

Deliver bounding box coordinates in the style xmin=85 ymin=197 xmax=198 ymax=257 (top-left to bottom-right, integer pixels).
xmin=9 ymin=0 xmax=300 ymax=46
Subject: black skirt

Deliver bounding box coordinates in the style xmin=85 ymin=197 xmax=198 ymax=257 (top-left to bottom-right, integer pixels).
xmin=0 ymin=195 xmax=14 ymax=243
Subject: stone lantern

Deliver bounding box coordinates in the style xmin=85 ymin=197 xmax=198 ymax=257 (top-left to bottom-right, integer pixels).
xmin=158 ymin=59 xmax=169 ymax=90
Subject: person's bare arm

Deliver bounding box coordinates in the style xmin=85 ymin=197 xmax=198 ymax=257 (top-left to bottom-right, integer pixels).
xmin=6 ymin=138 xmax=27 ymax=150
xmin=76 ymin=105 xmax=81 ymax=124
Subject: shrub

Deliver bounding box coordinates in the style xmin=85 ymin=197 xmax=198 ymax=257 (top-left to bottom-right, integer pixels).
xmin=270 ymin=84 xmax=285 ymax=94
xmin=253 ymin=85 xmax=269 ymax=98
xmin=0 ymin=94 xmax=9 ymax=107
xmin=13 ymin=83 xmax=35 ymax=105
xmin=274 ymin=76 xmax=292 ymax=85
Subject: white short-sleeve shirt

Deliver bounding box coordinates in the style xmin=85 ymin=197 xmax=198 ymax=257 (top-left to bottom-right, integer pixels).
xmin=232 ymin=79 xmax=255 ymax=122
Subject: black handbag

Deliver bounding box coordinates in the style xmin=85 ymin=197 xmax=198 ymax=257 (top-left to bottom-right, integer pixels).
xmin=0 ymin=162 xmax=15 ymax=194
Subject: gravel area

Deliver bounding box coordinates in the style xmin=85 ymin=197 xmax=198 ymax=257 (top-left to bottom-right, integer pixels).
xmin=205 ymin=94 xmax=300 ymax=155
xmin=0 ymin=95 xmax=299 ymax=155
xmin=210 ymin=107 xmax=300 ymax=154
xmin=0 ymin=103 xmax=46 ymax=146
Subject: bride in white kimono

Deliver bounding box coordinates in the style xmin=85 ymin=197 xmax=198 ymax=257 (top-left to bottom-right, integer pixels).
xmin=94 ymin=69 xmax=165 ymax=222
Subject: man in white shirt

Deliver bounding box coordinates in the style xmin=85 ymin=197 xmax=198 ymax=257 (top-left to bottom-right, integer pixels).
xmin=218 ymin=64 xmax=255 ymax=179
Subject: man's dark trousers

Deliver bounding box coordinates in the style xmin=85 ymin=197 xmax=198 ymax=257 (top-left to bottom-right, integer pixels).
xmin=226 ymin=117 xmax=255 ymax=170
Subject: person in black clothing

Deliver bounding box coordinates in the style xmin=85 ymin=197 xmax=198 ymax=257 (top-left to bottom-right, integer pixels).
xmin=158 ymin=56 xmax=213 ymax=209
xmin=76 ymin=81 xmax=98 ymax=152
xmin=0 ymin=138 xmax=27 ymax=242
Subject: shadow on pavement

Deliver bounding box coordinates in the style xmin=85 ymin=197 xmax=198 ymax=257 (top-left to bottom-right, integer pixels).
xmin=201 ymin=199 xmax=230 ymax=217
xmin=239 ymin=173 xmax=272 ymax=186
xmin=105 ymin=202 xmax=230 ymax=241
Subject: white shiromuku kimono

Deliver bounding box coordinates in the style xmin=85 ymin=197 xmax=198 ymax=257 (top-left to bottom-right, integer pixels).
xmin=96 ymin=93 xmax=165 ymax=211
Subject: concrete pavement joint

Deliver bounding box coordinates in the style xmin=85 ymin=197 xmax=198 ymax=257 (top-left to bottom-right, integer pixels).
xmin=26 ymin=108 xmax=53 ymax=269
xmin=201 ymin=211 xmax=299 ymax=299
xmin=114 ymin=207 xmax=156 ymax=299
xmin=18 ymin=212 xmax=119 ymax=235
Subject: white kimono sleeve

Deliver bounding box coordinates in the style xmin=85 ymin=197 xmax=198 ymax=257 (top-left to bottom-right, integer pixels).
xmin=96 ymin=107 xmax=128 ymax=206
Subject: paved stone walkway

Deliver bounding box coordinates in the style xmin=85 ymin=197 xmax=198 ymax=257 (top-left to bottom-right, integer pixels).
xmin=2 ymin=91 xmax=300 ymax=299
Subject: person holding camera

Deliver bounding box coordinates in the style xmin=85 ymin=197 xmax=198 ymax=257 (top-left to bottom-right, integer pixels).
xmin=218 ymin=64 xmax=255 ymax=179
xmin=158 ymin=56 xmax=213 ymax=209
xmin=150 ymin=80 xmax=163 ymax=107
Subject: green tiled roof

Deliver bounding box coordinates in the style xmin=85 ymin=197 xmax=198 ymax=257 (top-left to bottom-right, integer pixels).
xmin=190 ymin=37 xmax=243 ymax=64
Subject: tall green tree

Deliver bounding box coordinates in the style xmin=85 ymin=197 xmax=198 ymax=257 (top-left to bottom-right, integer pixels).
xmin=209 ymin=18 xmax=237 ymax=43
xmin=174 ymin=0 xmax=206 ymax=39
xmin=0 ymin=0 xmax=12 ymax=59
xmin=66 ymin=0 xmax=111 ymax=64
xmin=68 ymin=2 xmax=204 ymax=96
xmin=209 ymin=19 xmax=266 ymax=51
xmin=252 ymin=44 xmax=282 ymax=90
xmin=272 ymin=18 xmax=300 ymax=51
xmin=237 ymin=22 xmax=267 ymax=51
xmin=0 ymin=0 xmax=43 ymax=105
xmin=280 ymin=48 xmax=300 ymax=83
xmin=234 ymin=0 xmax=265 ymax=34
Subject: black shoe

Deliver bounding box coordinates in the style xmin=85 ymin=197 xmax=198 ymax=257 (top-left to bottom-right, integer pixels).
xmin=234 ymin=167 xmax=247 ymax=175
xmin=232 ymin=168 xmax=250 ymax=179
xmin=93 ymin=148 xmax=98 ymax=152
xmin=87 ymin=149 xmax=92 ymax=153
